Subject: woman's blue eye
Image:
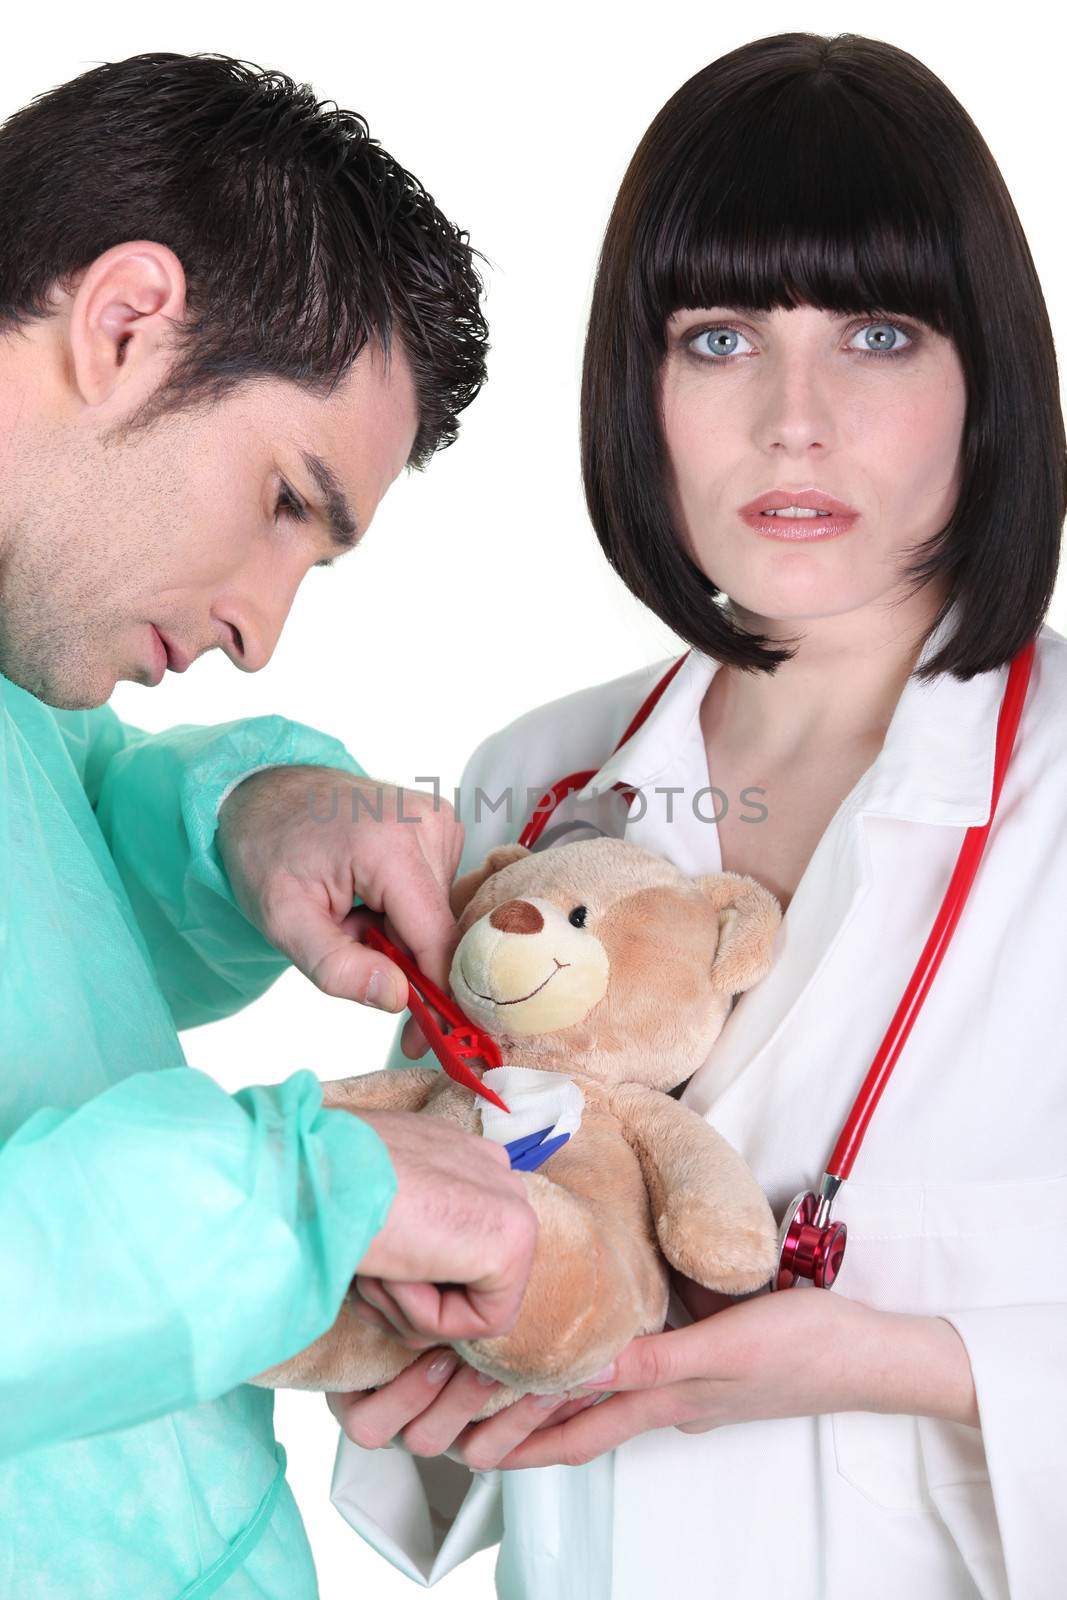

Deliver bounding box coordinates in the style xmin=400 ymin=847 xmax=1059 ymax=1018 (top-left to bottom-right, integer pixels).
xmin=689 ymin=327 xmax=752 ymax=359
xmin=849 ymin=321 xmax=914 ymax=357
xmin=687 ymin=319 xmax=915 ymax=362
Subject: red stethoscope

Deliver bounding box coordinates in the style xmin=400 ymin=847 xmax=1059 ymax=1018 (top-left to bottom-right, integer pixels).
xmin=515 ymin=636 xmax=1038 ymax=1291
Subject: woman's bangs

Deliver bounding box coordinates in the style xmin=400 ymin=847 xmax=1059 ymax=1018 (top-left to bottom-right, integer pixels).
xmin=641 ymin=84 xmax=961 ymax=342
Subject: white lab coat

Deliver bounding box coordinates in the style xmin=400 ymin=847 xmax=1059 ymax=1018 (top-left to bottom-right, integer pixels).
xmin=331 ymin=604 xmax=1067 ymax=1599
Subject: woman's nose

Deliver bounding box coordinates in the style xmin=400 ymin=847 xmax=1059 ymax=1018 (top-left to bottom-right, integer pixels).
xmin=756 ymin=354 xmax=837 ymax=451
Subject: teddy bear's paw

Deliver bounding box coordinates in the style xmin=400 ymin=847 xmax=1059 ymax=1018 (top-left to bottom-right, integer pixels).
xmin=658 ymin=1196 xmax=779 ymax=1295
xmin=474 ymin=1379 xmax=607 ymax=1422
xmin=466 ymin=1381 xmax=542 ymax=1422
xmin=693 ymin=1226 xmax=779 ymax=1294
xmin=250 ymin=1298 xmax=420 ymax=1392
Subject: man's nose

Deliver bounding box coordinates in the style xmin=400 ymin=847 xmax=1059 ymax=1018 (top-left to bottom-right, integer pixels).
xmin=214 ymin=576 xmax=300 ymax=672
xmin=213 ymin=612 xmax=281 ymax=672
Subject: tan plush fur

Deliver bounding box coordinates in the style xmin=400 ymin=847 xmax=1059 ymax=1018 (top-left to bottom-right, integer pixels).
xmin=252 ymin=838 xmax=782 ymax=1415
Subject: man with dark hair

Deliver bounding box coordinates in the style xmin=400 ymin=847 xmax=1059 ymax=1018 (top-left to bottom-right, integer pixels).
xmin=0 ymin=52 xmax=535 ymax=1597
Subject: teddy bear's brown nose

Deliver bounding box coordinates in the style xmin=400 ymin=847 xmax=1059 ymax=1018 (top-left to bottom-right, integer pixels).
xmin=489 ymin=899 xmax=544 ymax=935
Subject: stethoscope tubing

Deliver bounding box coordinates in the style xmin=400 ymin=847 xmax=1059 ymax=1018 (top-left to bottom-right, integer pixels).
xmin=516 ymin=634 xmax=1037 ymax=1288
xmin=826 ymin=634 xmax=1035 ymax=1183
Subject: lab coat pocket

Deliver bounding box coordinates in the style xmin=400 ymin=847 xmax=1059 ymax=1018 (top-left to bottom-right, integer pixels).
xmin=831 ymin=1410 xmax=932 ymax=1513
xmin=830 ymin=1173 xmax=1067 ymax=1515
xmin=917 ymin=1172 xmax=1067 ymax=1501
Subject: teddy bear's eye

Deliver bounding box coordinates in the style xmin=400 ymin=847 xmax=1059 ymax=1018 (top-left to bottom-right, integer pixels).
xmin=568 ymin=905 xmax=588 ymax=928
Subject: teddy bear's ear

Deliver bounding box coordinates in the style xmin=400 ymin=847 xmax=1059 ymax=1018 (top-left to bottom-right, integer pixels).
xmin=697 ymin=872 xmax=783 ymax=996
xmin=449 ymin=843 xmax=531 ymax=919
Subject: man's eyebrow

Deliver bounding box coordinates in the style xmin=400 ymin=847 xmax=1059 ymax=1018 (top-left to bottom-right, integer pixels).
xmin=299 ymin=450 xmax=361 ymax=558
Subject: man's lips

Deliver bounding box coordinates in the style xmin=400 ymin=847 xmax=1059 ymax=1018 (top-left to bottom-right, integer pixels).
xmin=461 ymin=958 xmax=570 ymax=1006
xmin=154 ymin=629 xmax=193 ymax=673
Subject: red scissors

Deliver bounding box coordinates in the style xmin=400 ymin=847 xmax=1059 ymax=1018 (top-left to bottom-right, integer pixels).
xmin=362 ymin=925 xmax=510 ymax=1113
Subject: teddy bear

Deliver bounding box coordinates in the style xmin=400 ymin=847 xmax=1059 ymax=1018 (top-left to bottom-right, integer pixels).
xmin=251 ymin=835 xmax=783 ymax=1417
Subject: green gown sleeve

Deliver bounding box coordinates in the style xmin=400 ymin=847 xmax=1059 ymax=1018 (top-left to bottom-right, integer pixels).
xmin=51 ymin=704 xmax=367 ymax=1029
xmin=0 ymin=1063 xmax=396 ymax=1462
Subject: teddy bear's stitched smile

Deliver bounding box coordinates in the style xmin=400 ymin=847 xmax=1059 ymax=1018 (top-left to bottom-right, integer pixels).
xmin=462 ymin=956 xmax=571 ymax=1006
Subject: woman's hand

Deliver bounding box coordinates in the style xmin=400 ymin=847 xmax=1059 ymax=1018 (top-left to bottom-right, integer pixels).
xmin=449 ymin=1288 xmax=978 ymax=1470
xmin=327 ymin=1349 xmax=602 ymax=1465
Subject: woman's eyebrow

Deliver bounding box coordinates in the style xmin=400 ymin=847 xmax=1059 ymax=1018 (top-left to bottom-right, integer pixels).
xmin=672 ymin=306 xmax=772 ymax=322
xmin=299 ymin=449 xmax=360 ymax=552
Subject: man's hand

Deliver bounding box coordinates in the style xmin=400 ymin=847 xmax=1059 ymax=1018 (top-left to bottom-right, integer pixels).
xmin=216 ymin=767 xmax=460 ymax=1028
xmin=342 ymin=1109 xmax=539 ymax=1344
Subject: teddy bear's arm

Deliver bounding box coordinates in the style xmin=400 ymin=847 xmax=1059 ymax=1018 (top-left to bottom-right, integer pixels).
xmin=609 ymin=1083 xmax=779 ymax=1295
xmin=319 ymin=1066 xmax=441 ymax=1115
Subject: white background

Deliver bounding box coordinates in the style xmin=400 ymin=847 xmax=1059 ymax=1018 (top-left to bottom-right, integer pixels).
xmin=5 ymin=4 xmax=1065 ymax=1596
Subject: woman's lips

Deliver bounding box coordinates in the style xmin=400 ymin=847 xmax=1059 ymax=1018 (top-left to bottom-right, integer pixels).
xmin=737 ymin=487 xmax=860 ymax=540
xmin=739 ymin=507 xmax=859 ymax=540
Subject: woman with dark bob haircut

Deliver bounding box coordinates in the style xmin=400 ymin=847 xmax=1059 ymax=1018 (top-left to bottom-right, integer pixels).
xmin=333 ymin=31 xmax=1066 ymax=1600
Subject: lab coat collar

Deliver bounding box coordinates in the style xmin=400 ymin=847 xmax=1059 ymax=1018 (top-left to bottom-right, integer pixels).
xmin=577 ymin=598 xmax=1003 ymax=830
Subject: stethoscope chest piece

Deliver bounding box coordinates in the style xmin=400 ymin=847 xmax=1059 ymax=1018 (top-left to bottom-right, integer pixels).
xmin=773 ymin=1190 xmax=848 ymax=1291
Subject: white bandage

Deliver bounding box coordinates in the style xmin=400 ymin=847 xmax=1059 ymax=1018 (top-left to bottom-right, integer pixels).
xmin=479 ymin=1066 xmax=585 ymax=1148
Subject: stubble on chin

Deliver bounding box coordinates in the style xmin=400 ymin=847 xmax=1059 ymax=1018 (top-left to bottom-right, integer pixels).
xmin=0 ymin=614 xmax=118 ymax=710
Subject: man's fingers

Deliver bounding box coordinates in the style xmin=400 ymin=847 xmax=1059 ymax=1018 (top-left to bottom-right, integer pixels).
xmin=443 ymin=814 xmax=466 ymax=890
xmin=354 ymin=1277 xmax=439 ymax=1349
xmin=377 ymin=1280 xmax=446 ymax=1340
xmin=382 ymin=1278 xmax=524 ymax=1346
xmin=379 ymin=846 xmax=458 ymax=995
xmin=347 ymin=1111 xmax=538 ymax=1340
xmin=358 ymin=1271 xmax=525 ymax=1346
xmin=348 ymin=1295 xmax=402 ymax=1338
xmin=355 ymin=1273 xmax=502 ymax=1350
xmin=400 ymin=1014 xmax=431 ymax=1058
xmin=357 ymin=1273 xmax=527 ymax=1352
xmin=269 ymin=896 xmax=409 ymax=1009
xmin=375 ymin=1273 xmax=524 ymax=1350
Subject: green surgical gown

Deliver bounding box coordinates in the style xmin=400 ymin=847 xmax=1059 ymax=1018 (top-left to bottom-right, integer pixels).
xmin=0 ymin=670 xmax=399 ymax=1598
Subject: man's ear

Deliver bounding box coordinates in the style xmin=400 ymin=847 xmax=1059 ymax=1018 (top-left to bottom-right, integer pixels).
xmin=697 ymin=871 xmax=782 ymax=996
xmin=66 ymin=240 xmax=187 ymax=410
xmin=450 ymin=843 xmax=530 ymax=919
